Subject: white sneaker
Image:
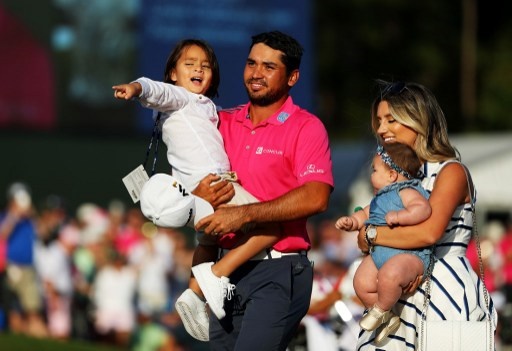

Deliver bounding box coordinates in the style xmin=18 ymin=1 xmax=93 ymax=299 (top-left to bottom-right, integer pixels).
xmin=175 ymin=288 xmax=209 ymax=341
xmin=191 ymin=262 xmax=235 ymax=320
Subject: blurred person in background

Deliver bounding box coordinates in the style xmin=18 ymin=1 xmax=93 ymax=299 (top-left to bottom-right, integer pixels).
xmin=130 ymin=223 xmax=174 ymax=319
xmin=34 ymin=196 xmax=79 ymax=340
xmin=0 ymin=182 xmax=47 ymax=337
xmin=70 ymin=203 xmax=110 ymax=340
xmin=36 ymin=195 xmax=68 ymax=244
xmin=496 ymin=219 xmax=512 ymax=345
xmin=130 ymin=227 xmax=176 ymax=351
xmin=113 ymin=207 xmax=145 ymax=260
xmin=296 ymin=221 xmax=363 ymax=351
xmin=498 ymin=220 xmax=512 ymax=303
xmin=90 ymin=247 xmax=137 ymax=347
xmin=467 ymin=220 xmax=505 ymax=300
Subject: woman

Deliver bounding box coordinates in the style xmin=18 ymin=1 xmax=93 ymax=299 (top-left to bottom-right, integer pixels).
xmin=355 ymin=80 xmax=498 ymax=350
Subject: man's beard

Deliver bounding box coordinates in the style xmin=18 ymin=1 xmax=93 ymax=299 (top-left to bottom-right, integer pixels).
xmin=246 ymin=79 xmax=289 ymax=106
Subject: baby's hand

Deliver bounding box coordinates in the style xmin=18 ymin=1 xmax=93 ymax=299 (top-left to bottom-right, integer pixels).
xmin=335 ymin=216 xmax=353 ymax=231
xmin=385 ymin=211 xmax=399 ymax=226
xmin=112 ymin=82 xmax=142 ymax=100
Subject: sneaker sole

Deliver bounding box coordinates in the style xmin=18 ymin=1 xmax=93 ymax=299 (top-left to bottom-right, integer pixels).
xmin=175 ymin=300 xmax=209 ymax=341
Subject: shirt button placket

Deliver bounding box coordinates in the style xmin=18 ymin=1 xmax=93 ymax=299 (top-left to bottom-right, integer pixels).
xmin=246 ymin=129 xmax=255 ymax=150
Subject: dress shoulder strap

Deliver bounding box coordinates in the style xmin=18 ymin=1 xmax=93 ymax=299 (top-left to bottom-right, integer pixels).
xmin=436 ymin=160 xmax=476 ymax=206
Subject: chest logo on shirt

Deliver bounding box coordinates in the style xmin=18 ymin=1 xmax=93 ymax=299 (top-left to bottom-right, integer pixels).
xmin=277 ymin=112 xmax=290 ymax=123
xmin=300 ymin=164 xmax=325 ymax=177
xmin=255 ymin=146 xmax=283 ymax=155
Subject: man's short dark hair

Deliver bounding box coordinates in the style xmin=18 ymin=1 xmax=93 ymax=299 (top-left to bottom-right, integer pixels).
xmin=250 ymin=31 xmax=303 ymax=75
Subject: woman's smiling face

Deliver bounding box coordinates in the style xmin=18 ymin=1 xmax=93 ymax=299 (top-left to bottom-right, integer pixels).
xmin=376 ymin=101 xmax=417 ymax=147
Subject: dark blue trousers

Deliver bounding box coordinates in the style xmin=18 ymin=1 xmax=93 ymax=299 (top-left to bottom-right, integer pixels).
xmin=209 ymin=253 xmax=313 ymax=351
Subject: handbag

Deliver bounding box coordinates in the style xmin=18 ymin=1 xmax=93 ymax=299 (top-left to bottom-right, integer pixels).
xmin=419 ymin=165 xmax=495 ymax=351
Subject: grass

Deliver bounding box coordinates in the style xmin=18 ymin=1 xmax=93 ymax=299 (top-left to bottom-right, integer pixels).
xmin=0 ymin=333 xmax=125 ymax=351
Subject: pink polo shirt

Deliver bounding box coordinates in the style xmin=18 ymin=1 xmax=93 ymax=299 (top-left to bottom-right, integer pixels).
xmin=218 ymin=96 xmax=334 ymax=252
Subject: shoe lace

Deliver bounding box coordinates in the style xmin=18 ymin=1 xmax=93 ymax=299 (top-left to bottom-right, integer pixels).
xmin=224 ymin=283 xmax=236 ymax=301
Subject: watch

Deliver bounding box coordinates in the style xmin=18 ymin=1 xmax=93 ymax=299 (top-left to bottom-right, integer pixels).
xmin=365 ymin=225 xmax=378 ymax=247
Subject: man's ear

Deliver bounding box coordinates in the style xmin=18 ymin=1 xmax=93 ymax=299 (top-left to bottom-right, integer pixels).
xmin=287 ymin=69 xmax=299 ymax=87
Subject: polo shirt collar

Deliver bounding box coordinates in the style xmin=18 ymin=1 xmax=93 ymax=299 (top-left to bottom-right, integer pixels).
xmin=237 ymin=96 xmax=298 ymax=126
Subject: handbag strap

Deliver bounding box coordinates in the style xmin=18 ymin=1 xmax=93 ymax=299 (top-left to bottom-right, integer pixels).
xmin=463 ymin=165 xmax=490 ymax=313
xmin=420 ymin=163 xmax=492 ymax=351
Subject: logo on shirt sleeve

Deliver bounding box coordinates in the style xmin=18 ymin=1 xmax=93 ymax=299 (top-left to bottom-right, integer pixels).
xmin=300 ymin=164 xmax=325 ymax=177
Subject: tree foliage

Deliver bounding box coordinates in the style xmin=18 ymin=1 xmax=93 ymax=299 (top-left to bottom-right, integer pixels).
xmin=314 ymin=0 xmax=512 ymax=140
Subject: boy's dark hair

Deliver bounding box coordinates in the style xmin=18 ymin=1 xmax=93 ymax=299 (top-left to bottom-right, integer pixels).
xmin=250 ymin=31 xmax=303 ymax=75
xmin=163 ymin=39 xmax=220 ymax=98
xmin=383 ymin=142 xmax=422 ymax=178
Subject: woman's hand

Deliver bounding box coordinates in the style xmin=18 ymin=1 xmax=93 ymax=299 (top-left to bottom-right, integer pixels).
xmin=192 ymin=174 xmax=235 ymax=209
xmin=402 ymin=275 xmax=423 ymax=295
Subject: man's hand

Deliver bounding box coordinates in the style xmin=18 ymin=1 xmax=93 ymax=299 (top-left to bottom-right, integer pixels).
xmin=192 ymin=174 xmax=235 ymax=209
xmin=112 ymin=82 xmax=142 ymax=100
xmin=195 ymin=205 xmax=248 ymax=236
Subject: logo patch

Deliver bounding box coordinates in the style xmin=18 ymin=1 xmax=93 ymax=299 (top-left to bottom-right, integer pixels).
xmin=300 ymin=164 xmax=325 ymax=177
xmin=277 ymin=112 xmax=290 ymax=123
xmin=172 ymin=181 xmax=190 ymax=197
xmin=255 ymin=147 xmax=283 ymax=155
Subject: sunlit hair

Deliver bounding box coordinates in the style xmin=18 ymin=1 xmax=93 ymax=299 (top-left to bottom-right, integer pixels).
xmin=377 ymin=143 xmax=422 ymax=179
xmin=250 ymin=31 xmax=303 ymax=76
xmin=163 ymin=39 xmax=220 ymax=99
xmin=371 ymin=80 xmax=459 ymax=162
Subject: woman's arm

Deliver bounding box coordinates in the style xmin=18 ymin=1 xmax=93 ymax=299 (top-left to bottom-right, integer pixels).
xmin=359 ymin=162 xmax=470 ymax=251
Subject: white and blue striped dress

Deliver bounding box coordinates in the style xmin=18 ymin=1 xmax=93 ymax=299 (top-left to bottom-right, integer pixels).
xmin=356 ymin=161 xmax=498 ymax=350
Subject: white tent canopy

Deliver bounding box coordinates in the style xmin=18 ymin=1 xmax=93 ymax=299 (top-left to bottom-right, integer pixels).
xmin=452 ymin=133 xmax=512 ymax=211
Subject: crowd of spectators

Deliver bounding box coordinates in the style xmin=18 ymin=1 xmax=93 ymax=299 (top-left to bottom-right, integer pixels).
xmin=0 ymin=182 xmax=207 ymax=350
xmin=1 ymin=181 xmax=512 ymax=350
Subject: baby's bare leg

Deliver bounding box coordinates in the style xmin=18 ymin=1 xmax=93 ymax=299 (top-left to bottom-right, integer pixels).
xmin=375 ymin=253 xmax=424 ymax=311
xmin=353 ymin=255 xmax=379 ymax=309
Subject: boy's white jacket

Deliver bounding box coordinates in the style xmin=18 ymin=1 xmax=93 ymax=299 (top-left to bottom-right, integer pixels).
xmin=135 ymin=77 xmax=230 ymax=190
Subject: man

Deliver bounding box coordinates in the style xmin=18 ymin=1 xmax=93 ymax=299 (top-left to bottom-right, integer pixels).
xmin=193 ymin=30 xmax=334 ymax=351
xmin=0 ymin=183 xmax=47 ymax=337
